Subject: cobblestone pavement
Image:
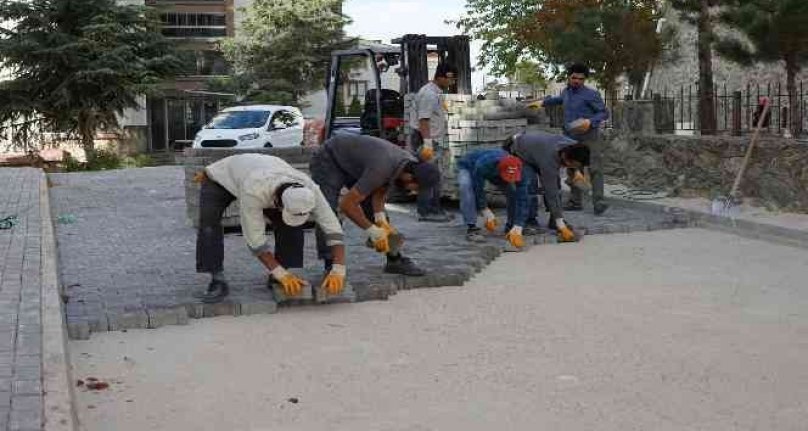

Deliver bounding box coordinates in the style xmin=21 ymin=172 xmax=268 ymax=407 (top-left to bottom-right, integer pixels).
xmin=0 ymin=168 xmax=44 ymax=431
xmin=49 ymin=167 xmax=691 ymax=340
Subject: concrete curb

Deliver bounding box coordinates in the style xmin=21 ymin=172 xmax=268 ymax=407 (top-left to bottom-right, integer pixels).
xmin=39 ymin=173 xmax=78 ymax=431
xmin=607 ymin=197 xmax=808 ymax=250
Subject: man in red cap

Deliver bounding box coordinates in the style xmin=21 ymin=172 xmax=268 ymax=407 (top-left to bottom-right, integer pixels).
xmin=456 ymin=148 xmax=531 ymax=249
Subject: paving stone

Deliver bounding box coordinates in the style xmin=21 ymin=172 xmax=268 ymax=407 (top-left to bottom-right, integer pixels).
xmin=67 ymin=321 xmax=90 ymax=340
xmin=49 ymin=166 xmax=693 ymax=339
xmin=12 ymin=380 xmax=41 ymax=396
xmin=314 ymin=282 xmax=356 ymax=304
xmin=239 ymin=301 xmax=278 ymax=316
xmin=107 ymin=310 xmax=148 ymax=331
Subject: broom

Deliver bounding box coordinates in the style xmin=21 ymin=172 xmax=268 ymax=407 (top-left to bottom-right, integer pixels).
xmin=711 ymin=101 xmax=770 ymax=217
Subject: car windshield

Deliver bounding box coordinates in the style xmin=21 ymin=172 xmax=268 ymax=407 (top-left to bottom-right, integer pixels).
xmin=208 ymin=111 xmax=271 ymax=129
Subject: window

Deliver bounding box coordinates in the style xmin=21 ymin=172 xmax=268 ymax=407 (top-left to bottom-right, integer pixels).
xmin=160 ymin=13 xmax=227 ymax=38
xmin=270 ymin=111 xmax=301 ymax=129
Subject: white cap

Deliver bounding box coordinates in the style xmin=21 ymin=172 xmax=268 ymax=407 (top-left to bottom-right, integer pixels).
xmin=280 ymin=187 xmax=315 ymax=227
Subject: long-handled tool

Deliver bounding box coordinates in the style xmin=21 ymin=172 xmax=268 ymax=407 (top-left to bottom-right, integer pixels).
xmin=711 ymin=102 xmax=771 ymax=217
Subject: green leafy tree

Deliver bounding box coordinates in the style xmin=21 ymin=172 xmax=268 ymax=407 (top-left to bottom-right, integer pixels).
xmin=456 ymin=0 xmax=670 ymax=101
xmin=0 ymin=0 xmax=182 ymax=155
xmin=508 ymin=60 xmax=548 ymax=97
xmin=219 ymin=0 xmax=354 ymax=105
xmin=346 ymin=95 xmax=362 ymax=117
xmin=716 ymin=0 xmax=808 ymax=136
xmin=670 ymin=0 xmax=725 ymax=134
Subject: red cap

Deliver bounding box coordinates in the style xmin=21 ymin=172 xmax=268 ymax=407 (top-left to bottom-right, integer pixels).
xmin=497 ymin=155 xmax=523 ymax=183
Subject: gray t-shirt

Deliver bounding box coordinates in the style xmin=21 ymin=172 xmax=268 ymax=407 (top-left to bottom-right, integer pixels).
xmin=324 ymin=134 xmax=418 ymax=196
xmin=512 ymin=131 xmax=577 ymax=220
xmin=409 ymin=82 xmax=448 ymax=141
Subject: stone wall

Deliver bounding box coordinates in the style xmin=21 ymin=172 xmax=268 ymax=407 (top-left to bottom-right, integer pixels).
xmin=602 ymin=132 xmax=808 ymax=212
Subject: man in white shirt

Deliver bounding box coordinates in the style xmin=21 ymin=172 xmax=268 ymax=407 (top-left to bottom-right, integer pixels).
xmin=409 ymin=63 xmax=457 ymax=222
xmin=195 ymin=154 xmax=346 ymax=303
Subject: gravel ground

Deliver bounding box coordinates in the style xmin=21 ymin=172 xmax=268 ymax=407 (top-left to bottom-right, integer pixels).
xmin=70 ymin=229 xmax=808 ymax=431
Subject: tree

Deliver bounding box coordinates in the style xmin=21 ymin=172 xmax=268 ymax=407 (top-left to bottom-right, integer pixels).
xmin=508 ymin=60 xmax=548 ymax=97
xmin=716 ymin=0 xmax=808 ymax=137
xmin=670 ymin=0 xmax=722 ymax=135
xmin=346 ymin=95 xmax=362 ymax=116
xmin=219 ymin=0 xmax=354 ymax=105
xmin=0 ymin=0 xmax=182 ymax=155
xmin=456 ymin=0 xmax=670 ymax=101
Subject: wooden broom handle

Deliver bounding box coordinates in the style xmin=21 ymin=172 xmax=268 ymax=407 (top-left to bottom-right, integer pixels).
xmin=728 ymin=103 xmax=770 ymax=199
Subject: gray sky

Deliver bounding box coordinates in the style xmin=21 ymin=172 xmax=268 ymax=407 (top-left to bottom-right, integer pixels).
xmin=343 ymin=0 xmax=492 ymax=92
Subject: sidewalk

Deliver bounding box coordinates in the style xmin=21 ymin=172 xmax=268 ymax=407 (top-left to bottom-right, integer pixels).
xmin=0 ymin=168 xmax=75 ymax=431
xmin=605 ymin=185 xmax=808 ymax=250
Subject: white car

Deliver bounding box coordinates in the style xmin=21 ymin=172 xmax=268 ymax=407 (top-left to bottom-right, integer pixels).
xmin=192 ymin=105 xmax=304 ymax=149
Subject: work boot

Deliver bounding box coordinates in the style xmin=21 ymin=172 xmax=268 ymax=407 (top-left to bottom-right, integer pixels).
xmin=384 ymin=255 xmax=426 ymax=276
xmin=465 ymin=227 xmax=486 ymax=243
xmin=195 ymin=279 xmax=229 ymax=303
xmin=594 ymin=202 xmax=610 ymax=216
xmin=563 ymin=201 xmax=583 ymax=211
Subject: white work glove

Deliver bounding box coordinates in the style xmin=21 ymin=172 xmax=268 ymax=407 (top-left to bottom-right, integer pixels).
xmin=481 ymin=208 xmax=498 ymax=232
xmin=420 ymin=138 xmax=435 ymax=161
xmin=366 ymin=224 xmax=390 ymax=253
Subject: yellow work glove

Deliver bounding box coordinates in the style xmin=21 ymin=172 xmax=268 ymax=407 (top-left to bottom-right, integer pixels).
xmin=555 ymin=218 xmax=577 ymax=243
xmin=271 ymin=266 xmax=307 ymax=297
xmin=526 ymin=100 xmax=544 ymax=110
xmin=321 ymin=263 xmax=346 ymax=296
xmin=192 ymin=170 xmax=208 ymax=183
xmin=481 ymin=208 xmax=498 ymax=232
xmin=506 ymin=226 xmax=525 ymax=248
xmin=365 ymin=224 xmax=390 ymax=254
xmin=374 ymin=212 xmax=397 ymax=236
xmin=420 ymin=138 xmax=434 ymax=161
xmin=571 ymin=170 xmax=592 ymax=191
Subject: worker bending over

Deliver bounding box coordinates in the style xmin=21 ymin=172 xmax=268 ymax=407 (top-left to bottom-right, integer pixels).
xmin=504 ymin=131 xmax=591 ymax=243
xmin=456 ymin=148 xmax=530 ymax=249
xmin=310 ymin=134 xmax=442 ymax=276
xmin=194 ymin=154 xmax=346 ymax=303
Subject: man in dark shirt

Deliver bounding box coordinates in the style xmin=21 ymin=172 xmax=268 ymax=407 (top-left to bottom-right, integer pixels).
xmin=533 ymin=63 xmax=610 ymax=215
xmin=310 ymin=134 xmax=441 ymax=276
xmin=504 ymin=131 xmax=590 ymax=243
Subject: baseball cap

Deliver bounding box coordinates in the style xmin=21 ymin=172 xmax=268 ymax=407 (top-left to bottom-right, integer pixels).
xmin=280 ymin=186 xmax=316 ymax=227
xmin=497 ymin=155 xmax=523 ymax=183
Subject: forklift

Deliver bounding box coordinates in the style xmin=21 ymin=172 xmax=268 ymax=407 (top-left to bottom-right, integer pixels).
xmin=323 ymin=34 xmax=473 ymax=146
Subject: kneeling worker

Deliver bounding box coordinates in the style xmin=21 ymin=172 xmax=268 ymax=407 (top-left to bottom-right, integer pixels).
xmin=195 ymin=154 xmax=346 ymax=303
xmin=504 ymin=131 xmax=590 ymax=243
xmin=457 ymin=148 xmax=529 ymax=249
xmin=310 ymin=134 xmax=442 ymax=276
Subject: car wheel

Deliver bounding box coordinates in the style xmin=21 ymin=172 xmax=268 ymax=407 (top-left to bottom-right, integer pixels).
xmin=263 ymin=142 xmax=273 ymax=148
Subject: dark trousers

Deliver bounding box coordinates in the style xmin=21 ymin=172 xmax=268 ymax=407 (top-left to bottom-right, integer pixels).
xmin=196 ymin=179 xmax=304 ymax=273
xmin=566 ymin=133 xmax=604 ymax=207
xmin=410 ymin=130 xmax=443 ymax=215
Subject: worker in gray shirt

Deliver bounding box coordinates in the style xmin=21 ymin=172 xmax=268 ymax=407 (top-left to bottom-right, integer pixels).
xmin=310 ymin=134 xmax=441 ymax=276
xmin=504 ymin=131 xmax=591 ymax=243
xmin=408 ymin=63 xmax=458 ymax=222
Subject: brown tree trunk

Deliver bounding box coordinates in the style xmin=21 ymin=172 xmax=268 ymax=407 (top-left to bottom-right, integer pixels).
xmin=78 ymin=111 xmax=96 ymax=161
xmin=697 ymin=0 xmax=717 ymax=135
xmin=785 ymin=57 xmax=801 ymax=138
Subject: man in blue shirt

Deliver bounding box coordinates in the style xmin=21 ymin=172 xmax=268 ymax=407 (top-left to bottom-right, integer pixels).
xmin=456 ymin=149 xmax=531 ymax=249
xmin=533 ymin=63 xmax=610 ymax=215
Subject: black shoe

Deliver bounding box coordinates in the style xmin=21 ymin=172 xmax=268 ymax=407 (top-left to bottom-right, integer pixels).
xmin=195 ymin=279 xmax=229 ymax=303
xmin=594 ymin=202 xmax=610 ymax=216
xmin=385 ymin=255 xmax=426 ymax=276
xmin=563 ymin=201 xmax=583 ymax=211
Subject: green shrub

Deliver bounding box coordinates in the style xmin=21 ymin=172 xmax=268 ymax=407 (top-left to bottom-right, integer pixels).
xmin=122 ymin=154 xmax=154 ymax=168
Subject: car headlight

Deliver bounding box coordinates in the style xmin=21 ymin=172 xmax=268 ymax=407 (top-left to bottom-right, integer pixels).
xmin=238 ymin=133 xmax=260 ymax=141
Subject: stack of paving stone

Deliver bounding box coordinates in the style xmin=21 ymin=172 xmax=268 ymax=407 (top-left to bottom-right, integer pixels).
xmin=178 ymin=147 xmax=318 ymax=228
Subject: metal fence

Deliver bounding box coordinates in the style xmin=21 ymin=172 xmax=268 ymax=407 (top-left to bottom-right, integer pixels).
xmin=653 ymin=82 xmax=808 ymax=136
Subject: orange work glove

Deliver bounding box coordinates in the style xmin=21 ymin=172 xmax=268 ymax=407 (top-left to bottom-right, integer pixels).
xmin=505 ymin=226 xmax=525 ymax=248
xmin=481 ymin=208 xmax=498 ymax=232
xmin=271 ymin=266 xmax=307 ymax=297
xmin=321 ymin=264 xmax=346 ymax=295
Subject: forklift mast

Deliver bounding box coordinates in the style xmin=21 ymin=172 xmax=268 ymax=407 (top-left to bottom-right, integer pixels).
xmin=393 ymin=34 xmax=472 ymax=96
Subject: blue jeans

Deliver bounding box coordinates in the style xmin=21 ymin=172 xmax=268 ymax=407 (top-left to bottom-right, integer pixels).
xmin=457 ymin=168 xmax=477 ymax=226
